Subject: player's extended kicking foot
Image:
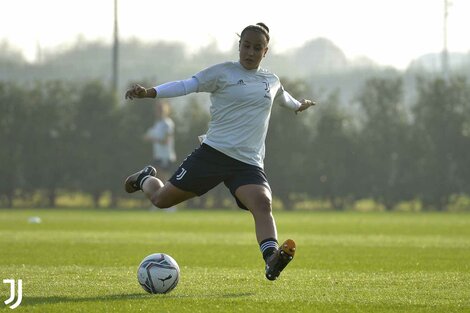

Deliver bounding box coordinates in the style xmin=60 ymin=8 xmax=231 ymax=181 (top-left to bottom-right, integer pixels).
xmin=265 ymin=239 xmax=296 ymax=281
xmin=124 ymin=166 xmax=157 ymax=193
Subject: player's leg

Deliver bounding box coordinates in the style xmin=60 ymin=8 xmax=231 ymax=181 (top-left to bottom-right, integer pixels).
xmin=125 ymin=144 xmax=222 ymax=209
xmin=235 ymin=184 xmax=277 ymax=242
xmin=143 ymin=179 xmax=196 ymax=208
xmin=235 ymin=184 xmax=296 ymax=281
xmin=125 ymin=165 xmax=197 ymax=209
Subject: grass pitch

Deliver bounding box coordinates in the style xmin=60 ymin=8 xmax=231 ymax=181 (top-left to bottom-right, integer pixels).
xmin=0 ymin=209 xmax=469 ymax=312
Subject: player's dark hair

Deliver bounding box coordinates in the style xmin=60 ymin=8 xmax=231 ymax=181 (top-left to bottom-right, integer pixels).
xmin=239 ymin=22 xmax=270 ymax=43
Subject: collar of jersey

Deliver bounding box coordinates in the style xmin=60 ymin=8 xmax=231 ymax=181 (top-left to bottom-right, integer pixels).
xmin=236 ymin=61 xmax=260 ymax=73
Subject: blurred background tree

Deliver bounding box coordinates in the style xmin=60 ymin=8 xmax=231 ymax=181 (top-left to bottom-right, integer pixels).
xmin=1 ymin=39 xmax=470 ymax=211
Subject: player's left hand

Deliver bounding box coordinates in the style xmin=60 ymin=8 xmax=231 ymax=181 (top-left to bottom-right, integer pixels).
xmin=125 ymin=84 xmax=147 ymax=100
xmin=295 ymin=99 xmax=316 ymax=114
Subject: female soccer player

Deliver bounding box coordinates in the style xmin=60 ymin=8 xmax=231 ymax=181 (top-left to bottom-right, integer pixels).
xmin=125 ymin=23 xmax=316 ymax=280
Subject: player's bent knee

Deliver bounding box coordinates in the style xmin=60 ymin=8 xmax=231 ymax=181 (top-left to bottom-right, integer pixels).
xmin=251 ymin=195 xmax=272 ymax=215
xmin=236 ymin=185 xmax=273 ymax=215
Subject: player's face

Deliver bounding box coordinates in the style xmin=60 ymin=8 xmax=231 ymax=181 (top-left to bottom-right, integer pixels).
xmin=239 ymin=30 xmax=268 ymax=70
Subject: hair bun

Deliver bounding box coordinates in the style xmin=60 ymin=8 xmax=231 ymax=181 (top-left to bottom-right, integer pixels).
xmin=256 ymin=22 xmax=269 ymax=33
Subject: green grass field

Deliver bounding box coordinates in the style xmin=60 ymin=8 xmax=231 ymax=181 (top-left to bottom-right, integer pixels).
xmin=1 ymin=209 xmax=469 ymax=312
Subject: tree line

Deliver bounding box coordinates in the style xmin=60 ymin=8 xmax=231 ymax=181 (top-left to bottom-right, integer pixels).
xmin=1 ymin=75 xmax=469 ymax=210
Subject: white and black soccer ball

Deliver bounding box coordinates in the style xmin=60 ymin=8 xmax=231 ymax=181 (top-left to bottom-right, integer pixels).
xmin=137 ymin=253 xmax=180 ymax=294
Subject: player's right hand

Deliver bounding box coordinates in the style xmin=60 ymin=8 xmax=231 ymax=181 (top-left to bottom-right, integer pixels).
xmin=125 ymin=84 xmax=147 ymax=100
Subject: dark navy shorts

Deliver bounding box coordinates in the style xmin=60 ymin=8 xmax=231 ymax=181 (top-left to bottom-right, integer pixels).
xmin=169 ymin=144 xmax=271 ymax=210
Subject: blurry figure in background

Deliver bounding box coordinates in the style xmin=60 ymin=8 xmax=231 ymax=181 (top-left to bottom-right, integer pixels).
xmin=144 ymin=100 xmax=176 ymax=185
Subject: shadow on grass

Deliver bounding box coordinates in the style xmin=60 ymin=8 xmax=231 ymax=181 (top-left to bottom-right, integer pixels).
xmin=22 ymin=292 xmax=255 ymax=306
xmin=22 ymin=293 xmax=147 ymax=306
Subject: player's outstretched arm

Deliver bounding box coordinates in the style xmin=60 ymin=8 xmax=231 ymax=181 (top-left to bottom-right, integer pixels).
xmin=295 ymin=99 xmax=316 ymax=114
xmin=125 ymin=84 xmax=157 ymax=100
xmin=125 ymin=78 xmax=199 ymax=100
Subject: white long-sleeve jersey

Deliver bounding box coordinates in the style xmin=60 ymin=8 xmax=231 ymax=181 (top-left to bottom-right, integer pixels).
xmin=154 ymin=61 xmax=300 ymax=168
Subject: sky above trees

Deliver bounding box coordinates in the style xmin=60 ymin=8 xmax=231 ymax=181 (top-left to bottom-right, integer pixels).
xmin=1 ymin=0 xmax=469 ymax=69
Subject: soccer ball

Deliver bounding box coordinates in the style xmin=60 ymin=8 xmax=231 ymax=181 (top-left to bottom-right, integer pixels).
xmin=137 ymin=253 xmax=180 ymax=294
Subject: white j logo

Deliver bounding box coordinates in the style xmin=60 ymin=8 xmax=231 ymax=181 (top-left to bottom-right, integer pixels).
xmin=3 ymin=279 xmax=22 ymax=309
xmin=176 ymin=168 xmax=187 ymax=181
